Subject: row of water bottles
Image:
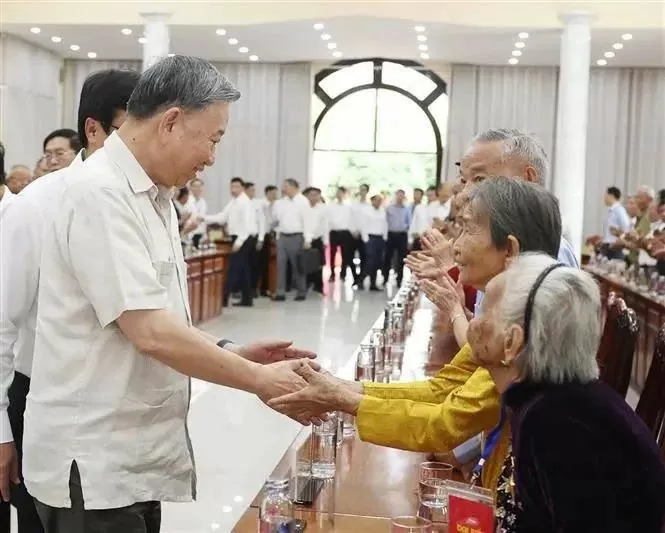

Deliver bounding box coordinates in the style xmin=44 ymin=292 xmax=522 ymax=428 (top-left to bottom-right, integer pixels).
xmin=356 ymin=280 xmax=420 ymax=382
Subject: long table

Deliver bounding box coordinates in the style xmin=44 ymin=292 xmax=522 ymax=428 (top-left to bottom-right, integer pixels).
xmin=233 ymin=303 xmax=460 ymax=532
xmin=585 ymin=266 xmax=665 ymax=392
xmin=185 ymin=248 xmax=228 ymax=324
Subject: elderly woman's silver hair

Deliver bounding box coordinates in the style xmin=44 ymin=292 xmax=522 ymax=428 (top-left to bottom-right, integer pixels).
xmin=496 ymin=253 xmax=600 ymax=384
xmin=127 ymin=55 xmax=241 ymax=119
xmin=468 ymin=176 xmax=561 ymax=258
xmin=472 ymin=128 xmax=549 ymax=185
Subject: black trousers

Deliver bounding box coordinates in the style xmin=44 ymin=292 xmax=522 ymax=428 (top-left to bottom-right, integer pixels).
xmin=256 ymin=233 xmax=272 ymax=294
xmin=35 ymin=462 xmax=160 ymax=533
xmin=223 ymin=235 xmax=256 ymax=305
xmin=382 ymin=231 xmax=408 ymax=285
xmin=7 ymin=371 xmax=44 ymax=533
xmin=329 ymin=230 xmax=353 ymax=279
xmin=307 ymin=238 xmax=325 ymax=293
xmin=365 ymin=236 xmax=386 ymax=286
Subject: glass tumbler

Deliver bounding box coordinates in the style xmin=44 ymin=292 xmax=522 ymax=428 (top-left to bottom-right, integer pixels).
xmin=391 ymin=516 xmax=432 ymax=532
xmin=310 ymin=414 xmax=338 ymax=479
xmin=355 ymin=343 xmax=375 ymax=382
xmin=418 ymin=462 xmax=453 ymax=520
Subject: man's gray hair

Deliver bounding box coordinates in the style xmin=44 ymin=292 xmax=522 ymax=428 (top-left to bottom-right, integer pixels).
xmin=472 ymin=128 xmax=550 ymax=185
xmin=127 ymin=55 xmax=241 ymax=119
xmin=497 ymin=253 xmax=600 ymax=384
xmin=637 ymin=184 xmax=655 ymax=199
xmin=469 ymin=177 xmax=561 ymax=258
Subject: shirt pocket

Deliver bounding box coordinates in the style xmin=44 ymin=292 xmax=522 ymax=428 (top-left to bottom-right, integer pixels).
xmin=152 ymin=260 xmax=175 ymax=290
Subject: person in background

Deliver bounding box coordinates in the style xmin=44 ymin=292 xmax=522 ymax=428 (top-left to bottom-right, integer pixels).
xmin=206 ymin=177 xmax=256 ymax=307
xmin=470 ymin=253 xmax=665 ymax=532
xmin=258 ymin=185 xmax=278 ymax=297
xmin=0 ymin=68 xmax=141 ymax=533
xmin=428 ymin=182 xmax=453 ymax=228
xmin=173 ymin=187 xmax=198 ymax=240
xmin=272 ymin=178 xmax=313 ymax=302
xmin=410 ymin=186 xmax=435 ymax=252
xmin=42 ymin=128 xmax=81 ymax=174
xmin=361 ymin=192 xmax=388 ymax=291
xmin=327 ymin=186 xmax=354 ymax=284
xmin=350 ymin=183 xmax=371 ymax=286
xmin=243 ymin=181 xmax=267 ymax=298
xmin=305 ymin=187 xmax=328 ymax=294
xmin=382 ymin=189 xmax=411 ymax=287
xmin=188 ymin=177 xmax=208 ymax=248
xmin=22 ymin=57 xmax=317 ymax=533
xmin=33 ymin=157 xmax=49 ymax=180
xmin=599 ymin=186 xmax=632 ymax=260
xmin=5 ymin=165 xmax=33 ymax=194
xmin=624 ymin=185 xmax=655 ymax=265
xmin=411 ymin=187 xmax=424 ymax=215
xmin=0 ymin=142 xmax=7 ymax=533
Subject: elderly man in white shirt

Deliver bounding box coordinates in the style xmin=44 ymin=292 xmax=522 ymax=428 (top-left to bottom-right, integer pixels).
xmin=205 ymin=177 xmax=257 ymax=307
xmin=0 ymin=69 xmax=142 ymax=533
xmin=362 ymin=192 xmax=389 ymax=291
xmin=21 ymin=56 xmax=316 ymax=533
xmin=272 ymin=178 xmax=314 ymax=301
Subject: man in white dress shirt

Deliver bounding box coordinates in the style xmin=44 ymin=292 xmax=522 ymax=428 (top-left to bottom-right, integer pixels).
xmin=188 ymin=177 xmax=208 ymax=248
xmin=244 ymin=181 xmax=267 ymax=297
xmin=0 ymin=69 xmax=141 ymax=533
xmin=327 ymin=186 xmax=354 ymax=283
xmin=305 ymin=187 xmax=328 ymax=293
xmin=205 ymin=177 xmax=257 ymax=307
xmin=410 ymin=186 xmax=436 ymax=251
xmin=427 ymin=182 xmax=453 ymax=226
xmin=257 ymin=185 xmax=278 ymax=296
xmin=362 ymin=192 xmax=388 ymax=291
xmin=350 ymin=183 xmax=371 ymax=284
xmin=21 ymin=56 xmax=315 ymax=533
xmin=272 ymin=178 xmax=313 ymax=302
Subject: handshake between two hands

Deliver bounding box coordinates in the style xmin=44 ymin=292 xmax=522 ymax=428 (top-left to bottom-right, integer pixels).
xmin=236 ymin=341 xmax=360 ymax=426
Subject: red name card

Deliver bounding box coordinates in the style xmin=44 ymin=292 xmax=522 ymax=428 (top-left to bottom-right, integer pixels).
xmin=448 ymin=493 xmax=495 ymax=533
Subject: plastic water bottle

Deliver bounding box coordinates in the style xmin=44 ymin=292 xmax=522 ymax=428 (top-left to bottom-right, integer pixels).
xmin=259 ymin=478 xmax=293 ymax=533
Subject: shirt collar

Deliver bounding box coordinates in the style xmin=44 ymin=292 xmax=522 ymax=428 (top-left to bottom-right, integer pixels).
xmin=103 ymin=132 xmax=156 ymax=196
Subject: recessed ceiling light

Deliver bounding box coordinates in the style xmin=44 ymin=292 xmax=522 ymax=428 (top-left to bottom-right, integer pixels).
xmin=69 ymin=44 xmax=80 ymax=51
xmin=612 ymin=42 xmax=624 ymax=50
xmin=51 ymin=36 xmax=62 ymax=43
xmin=138 ymin=37 xmax=146 ymax=44
xmin=332 ymin=50 xmax=343 ymax=58
xmin=249 ymin=55 xmax=259 ymax=61
xmin=518 ymin=32 xmax=529 ymax=39
xmin=215 ymin=28 xmax=226 ymax=36
xmin=416 ymin=35 xmax=427 ymax=42
xmin=327 ymin=42 xmax=337 ymax=49
xmin=604 ymin=51 xmax=615 ymax=58
xmin=420 ymin=52 xmax=430 ymax=60
xmin=221 ymin=506 xmax=232 ymax=513
xmin=418 ymin=44 xmax=428 ymax=51
xmin=321 ymin=33 xmax=331 ymax=40
xmin=621 ymin=33 xmax=633 ymax=41
xmin=30 ymin=27 xmax=41 ymax=34
xmin=512 ymin=50 xmax=523 ymax=57
xmin=313 ymin=23 xmax=324 ymax=30
xmin=414 ymin=25 xmax=426 ymax=32
xmin=168 ymin=53 xmax=175 ymax=57
xmin=87 ymin=52 xmax=97 ymax=59
xmin=508 ymin=57 xmax=519 ymax=65
xmin=121 ymin=28 xmax=132 ymax=35
xmin=515 ymin=41 xmax=526 ymax=49
xmin=238 ymin=46 xmax=249 ymax=53
xmin=596 ymin=59 xmax=607 ymax=66
xmin=228 ymin=37 xmax=238 ymax=45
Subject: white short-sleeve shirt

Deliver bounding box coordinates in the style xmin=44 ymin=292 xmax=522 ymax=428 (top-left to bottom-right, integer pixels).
xmin=23 ymin=132 xmax=195 ymax=510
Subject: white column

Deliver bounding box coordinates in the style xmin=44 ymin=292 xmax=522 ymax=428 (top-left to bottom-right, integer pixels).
xmin=553 ymin=12 xmax=594 ymax=260
xmin=141 ymin=12 xmax=171 ymax=72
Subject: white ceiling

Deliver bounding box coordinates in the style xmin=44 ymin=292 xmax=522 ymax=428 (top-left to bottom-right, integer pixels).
xmin=4 ymin=17 xmax=665 ymax=67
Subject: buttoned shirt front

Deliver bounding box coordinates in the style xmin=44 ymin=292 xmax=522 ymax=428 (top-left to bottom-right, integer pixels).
xmin=386 ymin=203 xmax=412 ymax=233
xmin=362 ymin=206 xmax=388 ymax=242
xmin=427 ymin=199 xmax=452 ymax=224
xmin=311 ymin=202 xmax=329 ymax=245
xmin=351 ymin=200 xmax=372 ymax=235
xmin=327 ymin=201 xmax=352 ymax=231
xmin=0 ymin=154 xmax=83 ymax=445
xmin=23 ymin=133 xmax=194 ymax=509
xmin=409 ymin=203 xmax=430 ymax=237
xmin=206 ymin=192 xmax=256 ymax=248
xmin=262 ymin=199 xmax=276 ymax=234
xmin=603 ymin=201 xmax=632 ymax=244
xmin=273 ymin=193 xmax=314 ymax=243
xmin=252 ymin=197 xmax=266 ymax=240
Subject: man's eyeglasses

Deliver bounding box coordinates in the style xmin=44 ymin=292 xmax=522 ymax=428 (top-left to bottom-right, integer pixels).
xmin=43 ymin=149 xmax=75 ymax=162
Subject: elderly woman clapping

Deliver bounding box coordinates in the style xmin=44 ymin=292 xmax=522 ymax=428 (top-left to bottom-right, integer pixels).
xmin=269 ymin=177 xmax=563 ymax=494
xmin=469 ymin=253 xmax=665 ymax=531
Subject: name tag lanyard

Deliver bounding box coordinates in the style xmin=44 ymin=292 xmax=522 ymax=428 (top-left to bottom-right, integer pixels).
xmin=470 ymin=395 xmax=508 ymax=487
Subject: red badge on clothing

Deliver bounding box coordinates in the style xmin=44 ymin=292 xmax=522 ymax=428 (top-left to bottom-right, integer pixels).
xmin=448 ymin=494 xmax=495 ymax=533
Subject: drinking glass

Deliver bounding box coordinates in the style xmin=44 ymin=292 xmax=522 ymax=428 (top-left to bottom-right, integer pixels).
xmin=310 ymin=414 xmax=338 ymax=479
xmin=391 ymin=516 xmax=432 ymax=532
xmin=355 ymin=344 xmax=375 ymax=382
xmin=418 ymin=462 xmax=453 ymax=521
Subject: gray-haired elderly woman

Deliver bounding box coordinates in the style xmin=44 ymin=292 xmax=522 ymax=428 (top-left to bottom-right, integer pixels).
xmin=468 ymin=253 xmax=665 ymax=532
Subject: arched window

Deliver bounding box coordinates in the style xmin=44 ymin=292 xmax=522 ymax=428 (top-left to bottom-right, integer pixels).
xmin=312 ymin=58 xmax=448 ymax=197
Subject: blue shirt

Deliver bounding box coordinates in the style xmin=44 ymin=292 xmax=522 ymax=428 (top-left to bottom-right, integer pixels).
xmin=386 ymin=204 xmax=411 ymax=233
xmin=603 ymin=202 xmax=632 ymax=244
